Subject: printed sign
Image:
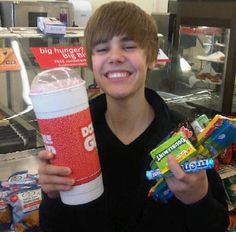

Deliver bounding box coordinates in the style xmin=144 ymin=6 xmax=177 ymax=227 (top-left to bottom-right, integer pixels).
xmin=157 ymin=49 xmax=170 ymax=63
xmin=31 ymin=46 xmax=87 ymax=69
xmin=0 ymin=48 xmax=21 ymax=72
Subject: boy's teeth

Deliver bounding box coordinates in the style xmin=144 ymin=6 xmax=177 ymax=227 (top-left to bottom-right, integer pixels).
xmin=107 ymin=72 xmax=129 ymax=78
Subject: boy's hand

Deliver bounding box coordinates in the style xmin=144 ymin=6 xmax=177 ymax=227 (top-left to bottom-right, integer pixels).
xmin=38 ymin=150 xmax=75 ymax=199
xmin=165 ymin=155 xmax=208 ymax=204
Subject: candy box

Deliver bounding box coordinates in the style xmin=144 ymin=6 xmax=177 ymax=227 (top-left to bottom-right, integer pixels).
xmin=37 ymin=17 xmax=66 ymax=35
xmin=197 ymin=115 xmax=236 ymax=145
xmin=196 ymin=114 xmax=223 ymax=145
xmin=203 ymin=120 xmax=236 ymax=158
xmin=191 ymin=114 xmax=210 ymax=135
xmin=196 ymin=115 xmax=236 ymax=158
xmin=148 ymin=178 xmax=173 ymax=202
xmin=150 ymin=131 xmax=197 ymax=174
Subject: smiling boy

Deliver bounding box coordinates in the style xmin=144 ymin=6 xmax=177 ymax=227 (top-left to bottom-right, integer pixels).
xmin=38 ymin=2 xmax=229 ymax=232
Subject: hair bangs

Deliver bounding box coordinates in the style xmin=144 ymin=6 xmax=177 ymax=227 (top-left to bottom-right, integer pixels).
xmin=91 ymin=9 xmax=143 ymax=48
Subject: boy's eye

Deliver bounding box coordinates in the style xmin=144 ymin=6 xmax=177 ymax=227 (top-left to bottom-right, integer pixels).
xmin=124 ymin=45 xmax=136 ymax=50
xmin=123 ymin=42 xmax=138 ymax=50
xmin=93 ymin=44 xmax=109 ymax=53
xmin=96 ymin=48 xmax=108 ymax=53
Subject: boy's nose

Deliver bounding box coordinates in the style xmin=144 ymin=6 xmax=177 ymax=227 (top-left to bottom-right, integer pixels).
xmin=108 ymin=47 xmax=125 ymax=63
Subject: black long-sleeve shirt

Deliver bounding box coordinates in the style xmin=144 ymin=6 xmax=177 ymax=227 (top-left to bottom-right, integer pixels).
xmin=39 ymin=88 xmax=229 ymax=232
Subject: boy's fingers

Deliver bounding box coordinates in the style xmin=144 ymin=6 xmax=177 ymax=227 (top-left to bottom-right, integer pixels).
xmin=167 ymin=155 xmax=185 ymax=180
xmin=38 ymin=150 xmax=54 ymax=161
xmin=39 ymin=175 xmax=74 ymax=186
xmin=38 ymin=164 xmax=71 ymax=176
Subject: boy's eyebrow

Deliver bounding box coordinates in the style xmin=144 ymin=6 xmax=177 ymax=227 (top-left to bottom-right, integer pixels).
xmin=121 ymin=36 xmax=133 ymax=42
xmin=93 ymin=36 xmax=134 ymax=47
xmin=93 ymin=38 xmax=109 ymax=47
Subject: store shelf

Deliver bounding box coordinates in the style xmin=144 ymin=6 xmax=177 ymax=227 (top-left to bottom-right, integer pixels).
xmin=161 ymin=90 xmax=212 ymax=105
xmin=180 ymin=26 xmax=223 ymax=36
xmin=195 ymin=51 xmax=225 ymax=63
xmin=0 ymin=27 xmax=85 ymax=39
xmin=203 ymin=42 xmax=226 ymax=48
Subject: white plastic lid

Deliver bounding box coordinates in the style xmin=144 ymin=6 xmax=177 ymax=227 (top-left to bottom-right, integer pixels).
xmin=30 ymin=67 xmax=84 ymax=95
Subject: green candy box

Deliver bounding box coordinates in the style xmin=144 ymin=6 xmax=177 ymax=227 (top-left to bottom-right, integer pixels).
xmin=150 ymin=131 xmax=197 ymax=175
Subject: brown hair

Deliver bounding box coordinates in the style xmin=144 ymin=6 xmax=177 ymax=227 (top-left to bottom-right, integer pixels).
xmin=84 ymin=1 xmax=159 ymax=70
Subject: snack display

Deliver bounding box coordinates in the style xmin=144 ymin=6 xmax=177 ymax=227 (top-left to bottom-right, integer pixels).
xmin=0 ymin=171 xmax=41 ymax=232
xmin=8 ymin=185 xmax=41 ymax=232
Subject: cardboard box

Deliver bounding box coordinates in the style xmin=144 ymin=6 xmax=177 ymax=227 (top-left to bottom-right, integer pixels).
xmin=37 ymin=17 xmax=66 ymax=35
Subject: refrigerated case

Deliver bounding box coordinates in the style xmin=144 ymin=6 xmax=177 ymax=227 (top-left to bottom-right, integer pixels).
xmin=148 ymin=0 xmax=236 ymax=118
xmin=173 ymin=0 xmax=236 ymax=116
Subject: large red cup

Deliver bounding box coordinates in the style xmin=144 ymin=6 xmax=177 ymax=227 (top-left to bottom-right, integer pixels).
xmin=29 ymin=67 xmax=103 ymax=205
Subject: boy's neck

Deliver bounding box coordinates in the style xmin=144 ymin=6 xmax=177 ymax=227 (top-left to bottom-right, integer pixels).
xmin=105 ymin=94 xmax=154 ymax=144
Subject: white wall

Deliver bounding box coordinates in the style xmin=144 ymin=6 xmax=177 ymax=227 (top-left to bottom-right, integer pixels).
xmin=89 ymin=0 xmax=168 ymax=14
xmin=153 ymin=0 xmax=168 ymax=13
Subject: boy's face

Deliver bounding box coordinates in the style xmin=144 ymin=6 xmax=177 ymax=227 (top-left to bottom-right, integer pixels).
xmin=91 ymin=35 xmax=154 ymax=100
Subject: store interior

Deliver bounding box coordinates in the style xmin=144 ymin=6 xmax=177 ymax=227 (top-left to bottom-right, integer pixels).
xmin=0 ymin=0 xmax=236 ymax=231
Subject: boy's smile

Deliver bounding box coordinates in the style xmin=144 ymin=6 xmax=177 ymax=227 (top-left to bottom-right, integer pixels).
xmin=105 ymin=71 xmax=131 ymax=79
